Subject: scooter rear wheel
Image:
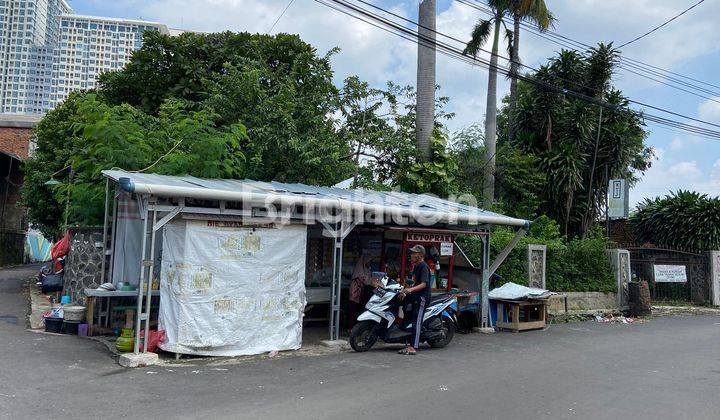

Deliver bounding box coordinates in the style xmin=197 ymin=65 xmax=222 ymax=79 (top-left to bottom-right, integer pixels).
xmin=349 ymin=321 xmax=378 ymax=352
xmin=428 ymin=316 xmax=455 ymax=348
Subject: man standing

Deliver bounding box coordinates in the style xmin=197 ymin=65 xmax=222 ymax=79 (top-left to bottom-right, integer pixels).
xmin=399 ymin=244 xmax=431 ymax=355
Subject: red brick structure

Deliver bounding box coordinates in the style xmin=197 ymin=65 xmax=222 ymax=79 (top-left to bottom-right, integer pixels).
xmin=0 ymin=114 xmax=40 ymax=266
xmin=0 ymin=114 xmax=38 ymax=159
xmin=0 ymin=126 xmax=32 ymax=160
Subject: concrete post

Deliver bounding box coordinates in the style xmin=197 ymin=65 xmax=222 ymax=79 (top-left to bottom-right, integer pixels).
xmin=527 ymin=244 xmax=547 ymax=289
xmin=710 ymin=251 xmax=720 ymax=306
xmin=607 ymin=249 xmax=631 ymax=309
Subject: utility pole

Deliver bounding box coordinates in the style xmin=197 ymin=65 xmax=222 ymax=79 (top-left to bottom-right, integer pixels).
xmin=416 ymin=0 xmax=436 ymax=162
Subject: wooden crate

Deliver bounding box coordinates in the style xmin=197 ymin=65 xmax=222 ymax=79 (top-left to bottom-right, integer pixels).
xmin=495 ymin=299 xmax=547 ymax=332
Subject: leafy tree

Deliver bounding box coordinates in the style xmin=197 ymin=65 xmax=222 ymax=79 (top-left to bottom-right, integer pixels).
xmin=99 ymin=31 xmax=352 ymax=186
xmin=632 ymin=190 xmax=720 ymax=252
xmin=451 ymin=122 xmax=545 ymax=219
xmin=22 ymin=94 xmax=247 ymax=238
xmin=23 ymin=31 xmax=358 ymax=236
xmin=503 ymin=44 xmax=653 ymax=237
xmin=338 ymin=77 xmax=457 ymax=196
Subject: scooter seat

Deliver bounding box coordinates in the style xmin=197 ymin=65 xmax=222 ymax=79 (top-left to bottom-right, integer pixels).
xmin=429 ymin=294 xmax=453 ymax=305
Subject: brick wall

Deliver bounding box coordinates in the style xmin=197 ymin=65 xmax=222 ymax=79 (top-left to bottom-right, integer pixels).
xmin=0 ymin=126 xmax=32 ymax=159
xmin=0 ymin=123 xmax=33 ymax=266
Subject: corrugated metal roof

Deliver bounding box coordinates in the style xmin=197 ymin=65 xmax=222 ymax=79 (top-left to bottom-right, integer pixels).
xmin=102 ymin=170 xmax=529 ymax=227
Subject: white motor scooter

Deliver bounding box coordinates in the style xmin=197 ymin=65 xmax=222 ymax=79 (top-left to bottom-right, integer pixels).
xmin=349 ymin=273 xmax=458 ymax=352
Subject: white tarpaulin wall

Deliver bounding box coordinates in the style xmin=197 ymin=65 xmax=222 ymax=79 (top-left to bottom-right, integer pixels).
xmin=158 ymin=220 xmax=307 ymax=356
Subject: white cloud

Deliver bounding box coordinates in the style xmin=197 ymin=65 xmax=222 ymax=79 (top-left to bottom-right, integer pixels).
xmin=668 ymin=136 xmax=702 ymax=151
xmin=632 ymin=157 xmax=720 ymax=207
xmin=698 ymin=97 xmax=720 ymax=122
xmin=668 ymin=161 xmax=702 ymax=179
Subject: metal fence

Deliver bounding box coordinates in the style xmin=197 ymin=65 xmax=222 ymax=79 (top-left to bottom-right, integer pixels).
xmin=628 ymin=248 xmax=709 ymax=303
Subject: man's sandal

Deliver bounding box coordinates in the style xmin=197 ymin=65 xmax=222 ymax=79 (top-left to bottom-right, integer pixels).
xmin=398 ymin=348 xmax=417 ymax=355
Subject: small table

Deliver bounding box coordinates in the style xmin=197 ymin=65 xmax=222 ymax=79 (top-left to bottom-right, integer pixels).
xmin=495 ymin=299 xmax=548 ymax=332
xmin=84 ymin=289 xmax=160 ymax=336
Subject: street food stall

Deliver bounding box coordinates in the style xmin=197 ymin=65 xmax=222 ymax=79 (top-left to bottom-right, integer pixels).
xmin=96 ymin=170 xmax=530 ymax=358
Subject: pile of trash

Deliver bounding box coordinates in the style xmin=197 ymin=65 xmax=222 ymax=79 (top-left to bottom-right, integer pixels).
xmin=594 ymin=314 xmax=645 ymax=324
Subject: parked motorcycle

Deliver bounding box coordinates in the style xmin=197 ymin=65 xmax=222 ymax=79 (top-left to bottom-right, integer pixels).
xmin=349 ymin=273 xmax=458 ymax=352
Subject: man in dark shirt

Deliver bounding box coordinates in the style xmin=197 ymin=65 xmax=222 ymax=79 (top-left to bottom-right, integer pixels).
xmin=399 ymin=244 xmax=431 ymax=355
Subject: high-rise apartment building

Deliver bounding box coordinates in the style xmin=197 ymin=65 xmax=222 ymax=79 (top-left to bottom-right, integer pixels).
xmin=0 ymin=1 xmax=171 ymax=115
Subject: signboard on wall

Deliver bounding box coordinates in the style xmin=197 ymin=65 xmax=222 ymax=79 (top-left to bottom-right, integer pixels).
xmin=440 ymin=242 xmax=454 ymax=256
xmin=608 ymin=179 xmax=629 ymax=219
xmin=654 ymin=265 xmax=687 ymax=283
xmin=406 ymin=232 xmax=453 ymax=243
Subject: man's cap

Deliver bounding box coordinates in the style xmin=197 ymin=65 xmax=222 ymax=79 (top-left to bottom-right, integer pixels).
xmin=409 ymin=244 xmax=426 ymax=255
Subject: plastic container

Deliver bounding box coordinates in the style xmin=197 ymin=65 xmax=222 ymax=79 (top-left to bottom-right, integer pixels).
xmin=115 ymin=328 xmax=134 ymax=352
xmin=78 ymin=323 xmax=89 ymax=337
xmin=60 ymin=295 xmax=71 ymax=305
xmin=63 ymin=305 xmax=86 ymax=322
xmin=50 ymin=305 xmax=64 ymax=319
xmin=44 ymin=317 xmax=63 ymax=333
xmin=63 ymin=320 xmax=80 ymax=335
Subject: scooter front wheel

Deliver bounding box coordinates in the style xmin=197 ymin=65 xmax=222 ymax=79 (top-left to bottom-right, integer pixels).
xmin=349 ymin=320 xmax=378 ymax=352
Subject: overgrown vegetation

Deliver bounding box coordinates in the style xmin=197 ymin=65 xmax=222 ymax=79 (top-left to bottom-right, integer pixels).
xmin=460 ymin=217 xmax=615 ymax=293
xmin=495 ymin=44 xmax=653 ymax=236
xmin=24 ymin=32 xmax=460 ymax=237
xmin=632 ymin=190 xmax=720 ymax=252
xmin=23 ymin=31 xmax=636 ymax=294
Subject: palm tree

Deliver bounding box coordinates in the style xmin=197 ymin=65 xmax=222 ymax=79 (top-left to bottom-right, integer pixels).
xmin=416 ymin=0 xmax=436 ymax=162
xmin=508 ymin=1 xmax=554 ymax=141
xmin=463 ymin=0 xmax=511 ymax=207
xmin=464 ymin=1 xmax=553 ymax=206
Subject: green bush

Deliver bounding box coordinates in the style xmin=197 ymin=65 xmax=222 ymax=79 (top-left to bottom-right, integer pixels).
xmin=631 ymin=190 xmax=720 ymax=252
xmin=458 ymin=216 xmax=615 ymax=293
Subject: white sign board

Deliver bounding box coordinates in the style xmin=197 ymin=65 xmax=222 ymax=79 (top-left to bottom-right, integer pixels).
xmin=440 ymin=242 xmax=454 ymax=256
xmin=654 ymin=265 xmax=687 ymax=283
xmin=608 ymin=179 xmax=629 ymax=219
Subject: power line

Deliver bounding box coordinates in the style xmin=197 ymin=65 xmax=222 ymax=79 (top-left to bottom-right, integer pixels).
xmin=618 ymin=0 xmax=706 ymax=48
xmin=456 ymin=0 xmax=720 ymax=97
xmin=268 ymin=0 xmax=296 ymax=33
xmin=313 ymin=0 xmax=720 ymax=140
xmin=352 ymin=0 xmax=720 ymax=131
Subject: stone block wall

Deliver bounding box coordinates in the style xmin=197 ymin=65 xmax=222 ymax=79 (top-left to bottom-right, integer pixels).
xmin=548 ymin=292 xmax=618 ymax=313
xmin=63 ymin=228 xmax=105 ymax=304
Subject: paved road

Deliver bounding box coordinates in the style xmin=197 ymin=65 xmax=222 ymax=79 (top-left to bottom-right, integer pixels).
xmin=2 ymin=265 xmax=719 ymax=420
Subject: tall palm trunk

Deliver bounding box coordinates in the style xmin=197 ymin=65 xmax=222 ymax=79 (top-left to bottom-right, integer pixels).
xmin=508 ymin=10 xmax=521 ymax=142
xmin=483 ymin=15 xmax=502 ymax=207
xmin=416 ymin=0 xmax=436 ymax=162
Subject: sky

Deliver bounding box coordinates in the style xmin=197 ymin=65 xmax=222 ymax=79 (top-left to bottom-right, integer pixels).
xmin=68 ymin=0 xmax=720 ymax=208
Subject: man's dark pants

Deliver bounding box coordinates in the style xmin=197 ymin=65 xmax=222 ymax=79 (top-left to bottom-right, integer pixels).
xmin=406 ymin=295 xmax=427 ymax=348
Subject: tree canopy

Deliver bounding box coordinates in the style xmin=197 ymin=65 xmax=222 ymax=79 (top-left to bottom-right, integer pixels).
xmin=632 ymin=190 xmax=720 ymax=252
xmin=23 ymin=31 xmax=356 ymax=237
xmin=495 ymin=44 xmax=653 ymax=237
xmin=22 ymin=31 xmax=460 ymax=237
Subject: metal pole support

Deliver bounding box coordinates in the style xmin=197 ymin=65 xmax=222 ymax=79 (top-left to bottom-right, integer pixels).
xmin=133 ymin=196 xmax=149 ymax=354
